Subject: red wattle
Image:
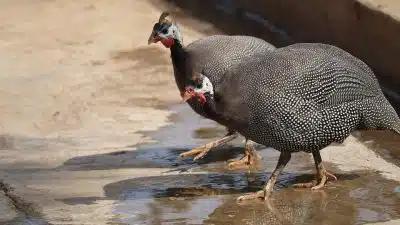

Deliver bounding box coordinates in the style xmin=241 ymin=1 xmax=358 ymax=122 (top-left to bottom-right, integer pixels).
xmin=161 ymin=38 xmax=174 ymax=48
xmin=198 ymin=93 xmax=207 ymax=104
xmin=180 ymin=88 xmax=207 ymax=104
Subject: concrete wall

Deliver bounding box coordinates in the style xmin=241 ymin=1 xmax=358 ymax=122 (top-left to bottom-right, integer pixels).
xmin=162 ymin=0 xmax=400 ymax=110
xmin=235 ymin=0 xmax=400 ymax=95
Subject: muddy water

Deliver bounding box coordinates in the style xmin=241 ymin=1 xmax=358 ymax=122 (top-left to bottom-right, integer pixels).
xmin=107 ymin=172 xmax=399 ymax=225
xmin=87 ymin=104 xmax=400 ymax=225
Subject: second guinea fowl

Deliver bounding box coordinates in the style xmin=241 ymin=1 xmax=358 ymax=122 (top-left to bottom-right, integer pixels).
xmin=182 ymin=42 xmax=400 ymax=201
xmin=148 ymin=12 xmax=276 ymax=167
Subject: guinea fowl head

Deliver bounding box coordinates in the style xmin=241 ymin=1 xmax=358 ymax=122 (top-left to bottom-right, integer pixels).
xmin=181 ymin=72 xmax=214 ymax=105
xmin=148 ymin=11 xmax=183 ymax=48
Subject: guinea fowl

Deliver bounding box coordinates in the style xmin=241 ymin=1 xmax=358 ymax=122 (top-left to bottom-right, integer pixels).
xmin=148 ymin=12 xmax=275 ymax=167
xmin=182 ymin=42 xmax=400 ymax=201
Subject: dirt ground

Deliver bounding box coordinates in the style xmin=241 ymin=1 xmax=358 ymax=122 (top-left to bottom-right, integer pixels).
xmin=0 ymin=0 xmax=400 ymax=225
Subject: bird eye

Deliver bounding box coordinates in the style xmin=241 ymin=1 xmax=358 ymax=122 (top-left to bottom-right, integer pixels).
xmin=160 ymin=28 xmax=168 ymax=34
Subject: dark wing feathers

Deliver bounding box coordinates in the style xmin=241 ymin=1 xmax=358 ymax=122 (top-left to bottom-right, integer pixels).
xmin=211 ymin=43 xmax=399 ymax=151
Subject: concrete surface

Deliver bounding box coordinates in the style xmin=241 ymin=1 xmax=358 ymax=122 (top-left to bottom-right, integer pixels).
xmin=0 ymin=0 xmax=399 ymax=225
xmin=0 ymin=0 xmax=204 ymax=224
xmin=0 ymin=191 xmax=18 ymax=222
xmin=245 ymin=0 xmax=400 ymax=93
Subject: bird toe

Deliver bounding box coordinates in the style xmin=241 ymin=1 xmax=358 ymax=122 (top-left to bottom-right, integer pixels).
xmin=236 ymin=190 xmax=266 ymax=202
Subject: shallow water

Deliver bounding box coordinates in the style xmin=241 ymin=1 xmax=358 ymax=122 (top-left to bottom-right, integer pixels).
xmin=96 ymin=104 xmax=399 ymax=225
xmin=107 ymin=171 xmax=399 ymax=225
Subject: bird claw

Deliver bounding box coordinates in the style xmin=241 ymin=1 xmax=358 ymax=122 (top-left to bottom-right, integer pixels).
xmin=179 ymin=149 xmax=201 ymax=159
xmin=192 ymin=149 xmax=212 ymax=161
xmin=237 ymin=190 xmax=271 ymax=202
xmin=179 ymin=145 xmax=212 ymax=161
xmin=292 ymin=180 xmax=318 ymax=189
xmin=228 ymin=145 xmax=261 ymax=169
xmin=311 ymin=171 xmax=337 ymax=190
xmin=227 ymin=157 xmax=250 ymax=168
xmin=227 ymin=153 xmax=260 ymax=169
xmin=179 ymin=132 xmax=238 ymax=161
xmin=293 ymin=170 xmax=337 ymax=190
xmin=325 ymin=171 xmax=338 ymax=181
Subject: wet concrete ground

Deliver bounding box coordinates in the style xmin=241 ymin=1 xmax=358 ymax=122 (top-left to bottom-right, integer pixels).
xmin=1 ymin=1 xmax=400 ymax=224
xmin=105 ymin=172 xmax=399 ymax=225
xmin=61 ymin=104 xmax=400 ymax=225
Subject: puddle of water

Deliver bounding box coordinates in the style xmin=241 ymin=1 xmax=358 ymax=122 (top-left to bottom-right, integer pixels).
xmin=61 ymin=104 xmax=232 ymax=170
xmin=106 ymin=172 xmax=400 ymax=225
xmin=101 ymin=104 xmax=398 ymax=224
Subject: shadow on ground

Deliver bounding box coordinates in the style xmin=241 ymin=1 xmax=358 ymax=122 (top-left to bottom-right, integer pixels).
xmin=60 ymin=104 xmax=278 ymax=173
xmin=61 ymin=144 xmax=246 ymax=171
xmin=355 ymin=130 xmax=400 ymax=167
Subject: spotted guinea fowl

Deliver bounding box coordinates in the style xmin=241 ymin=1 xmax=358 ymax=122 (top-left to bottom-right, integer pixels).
xmin=182 ymin=42 xmax=400 ymax=201
xmin=148 ymin=12 xmax=275 ymax=167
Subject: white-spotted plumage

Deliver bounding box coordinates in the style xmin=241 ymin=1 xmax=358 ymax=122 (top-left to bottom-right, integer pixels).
xmin=176 ymin=34 xmax=276 ymax=120
xmin=209 ymin=43 xmax=400 ymax=153
xmin=149 ymin=12 xmax=277 ymax=162
xmin=188 ymin=73 xmax=215 ymax=96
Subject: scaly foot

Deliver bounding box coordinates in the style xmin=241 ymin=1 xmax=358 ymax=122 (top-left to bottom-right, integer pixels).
xmin=237 ymin=151 xmax=292 ymax=202
xmin=294 ymin=151 xmax=338 ymax=190
xmin=228 ymin=139 xmax=261 ymax=169
xmin=237 ymin=190 xmax=270 ymax=201
xmin=179 ymin=144 xmax=213 ymax=161
xmin=179 ymin=132 xmax=238 ymax=161
xmin=227 ymin=151 xmax=260 ymax=169
xmin=311 ymin=170 xmax=337 ymax=190
xmin=293 ymin=170 xmax=337 ymax=189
